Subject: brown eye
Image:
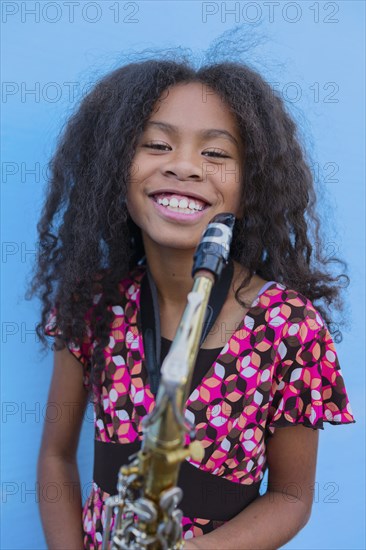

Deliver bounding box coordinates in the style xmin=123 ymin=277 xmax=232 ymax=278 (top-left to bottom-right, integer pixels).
xmin=203 ymin=150 xmax=230 ymax=158
xmin=143 ymin=143 xmax=170 ymax=151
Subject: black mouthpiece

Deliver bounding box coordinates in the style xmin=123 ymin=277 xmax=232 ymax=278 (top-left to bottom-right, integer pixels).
xmin=192 ymin=213 xmax=235 ymax=280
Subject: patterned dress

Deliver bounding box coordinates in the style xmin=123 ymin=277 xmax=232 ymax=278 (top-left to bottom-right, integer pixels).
xmin=44 ymin=266 xmax=355 ymax=548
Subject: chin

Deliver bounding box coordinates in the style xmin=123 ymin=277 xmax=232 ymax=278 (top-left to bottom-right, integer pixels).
xmin=146 ymin=232 xmax=199 ymax=252
xmin=157 ymin=239 xmax=198 ymax=251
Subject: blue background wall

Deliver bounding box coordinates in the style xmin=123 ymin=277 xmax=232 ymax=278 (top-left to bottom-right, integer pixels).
xmin=1 ymin=1 xmax=365 ymax=548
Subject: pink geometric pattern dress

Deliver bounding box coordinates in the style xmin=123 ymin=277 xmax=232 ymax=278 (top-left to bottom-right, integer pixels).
xmin=44 ymin=266 xmax=355 ymax=548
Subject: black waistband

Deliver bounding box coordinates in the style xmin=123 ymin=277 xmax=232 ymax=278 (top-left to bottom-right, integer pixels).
xmin=94 ymin=439 xmax=260 ymax=521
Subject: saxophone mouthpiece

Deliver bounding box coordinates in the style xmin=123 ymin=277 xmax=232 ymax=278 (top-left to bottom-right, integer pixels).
xmin=192 ymin=212 xmax=235 ymax=281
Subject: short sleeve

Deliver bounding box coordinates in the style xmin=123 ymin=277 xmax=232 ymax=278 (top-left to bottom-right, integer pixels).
xmin=266 ymin=315 xmax=355 ymax=434
xmin=44 ymin=305 xmax=94 ymax=390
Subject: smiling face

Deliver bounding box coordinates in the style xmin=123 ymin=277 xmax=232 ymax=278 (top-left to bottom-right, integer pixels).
xmin=126 ymin=81 xmax=244 ymax=254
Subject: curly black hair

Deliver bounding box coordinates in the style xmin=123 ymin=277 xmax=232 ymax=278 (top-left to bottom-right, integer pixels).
xmin=26 ymin=50 xmax=348 ymax=387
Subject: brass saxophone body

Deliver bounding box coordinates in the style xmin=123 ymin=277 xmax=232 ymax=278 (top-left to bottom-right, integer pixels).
xmin=103 ymin=213 xmax=235 ymax=550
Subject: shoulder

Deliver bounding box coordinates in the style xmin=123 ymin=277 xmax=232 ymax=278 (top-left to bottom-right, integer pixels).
xmin=45 ymin=267 xmax=146 ymax=333
xmin=253 ymin=281 xmax=327 ymax=344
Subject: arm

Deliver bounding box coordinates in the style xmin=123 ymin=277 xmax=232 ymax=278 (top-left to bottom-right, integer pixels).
xmin=37 ymin=338 xmax=90 ymax=549
xmin=185 ymin=424 xmax=319 ymax=550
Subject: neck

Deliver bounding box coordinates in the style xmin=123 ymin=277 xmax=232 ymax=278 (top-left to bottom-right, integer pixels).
xmin=141 ymin=237 xmax=248 ymax=313
xmin=144 ymin=244 xmax=197 ymax=311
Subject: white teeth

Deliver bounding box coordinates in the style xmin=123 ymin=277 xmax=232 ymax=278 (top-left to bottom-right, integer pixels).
xmin=156 ymin=195 xmax=204 ymax=212
xmin=167 ymin=206 xmax=197 ymax=214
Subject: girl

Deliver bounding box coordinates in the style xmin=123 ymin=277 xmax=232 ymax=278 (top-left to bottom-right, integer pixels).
xmin=30 ymin=58 xmax=355 ymax=549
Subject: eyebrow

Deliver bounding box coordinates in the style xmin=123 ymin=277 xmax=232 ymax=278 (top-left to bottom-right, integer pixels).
xmin=145 ymin=121 xmax=240 ymax=148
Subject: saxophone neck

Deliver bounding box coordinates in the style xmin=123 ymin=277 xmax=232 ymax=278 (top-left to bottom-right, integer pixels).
xmin=160 ymin=274 xmax=214 ymax=392
xmin=141 ymin=273 xmax=214 ymax=448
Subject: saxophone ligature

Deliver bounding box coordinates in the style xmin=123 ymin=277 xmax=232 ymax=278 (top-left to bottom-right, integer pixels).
xmin=102 ymin=212 xmax=236 ymax=550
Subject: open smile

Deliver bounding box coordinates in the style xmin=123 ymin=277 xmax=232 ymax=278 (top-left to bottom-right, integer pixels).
xmin=149 ymin=191 xmax=210 ymax=222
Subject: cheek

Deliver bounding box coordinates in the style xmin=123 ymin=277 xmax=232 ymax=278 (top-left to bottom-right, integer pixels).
xmin=125 ymin=187 xmax=139 ymax=222
xmin=223 ymin=165 xmax=242 ymax=196
xmin=224 ymin=160 xmax=241 ymax=186
xmin=129 ymin=145 xmax=151 ymax=183
xmin=125 ymin=185 xmax=151 ymax=232
xmin=129 ymin=154 xmax=144 ymax=186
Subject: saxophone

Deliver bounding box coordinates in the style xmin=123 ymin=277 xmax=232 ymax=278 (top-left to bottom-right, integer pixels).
xmin=102 ymin=213 xmax=235 ymax=550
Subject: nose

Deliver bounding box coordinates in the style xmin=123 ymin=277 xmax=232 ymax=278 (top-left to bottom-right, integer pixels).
xmin=160 ymin=148 xmax=203 ymax=182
